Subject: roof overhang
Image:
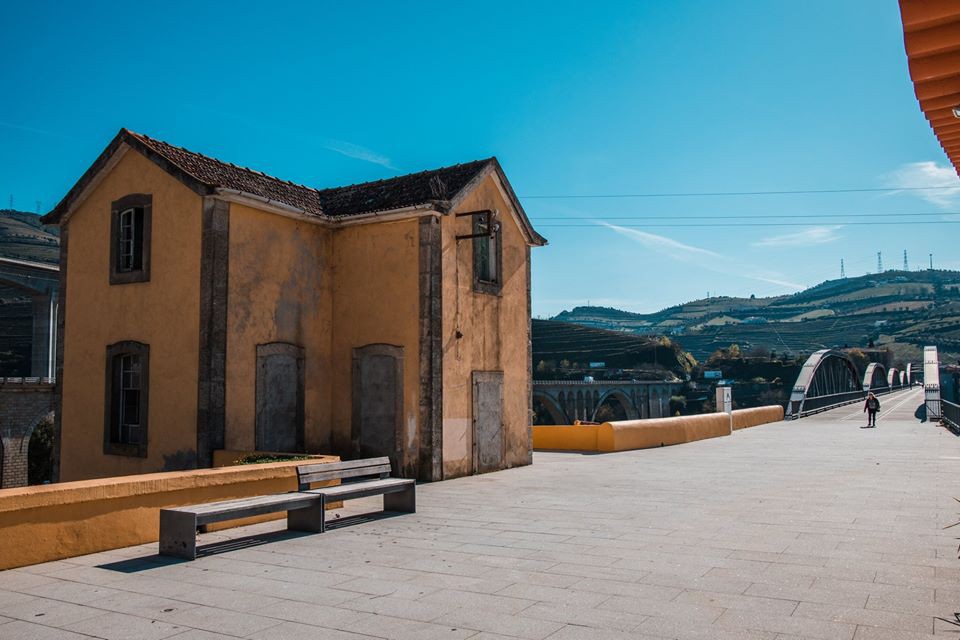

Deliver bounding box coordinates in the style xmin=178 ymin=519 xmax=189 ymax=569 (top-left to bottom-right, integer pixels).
xmin=900 ymin=0 xmax=960 ymax=176
xmin=42 ymin=129 xmax=546 ymax=246
xmin=446 ymin=159 xmax=548 ymax=247
xmin=42 ymin=129 xmax=215 ymax=225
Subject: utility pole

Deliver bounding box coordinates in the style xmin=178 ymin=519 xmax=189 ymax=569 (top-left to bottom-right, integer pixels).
xmin=840 ymin=259 xmax=846 ymax=279
xmin=929 ymin=253 xmax=934 ymax=270
xmin=7 ymin=195 xmax=11 ymax=209
xmin=903 ymin=250 xmax=908 ymax=271
xmin=877 ymin=252 xmax=883 ymax=274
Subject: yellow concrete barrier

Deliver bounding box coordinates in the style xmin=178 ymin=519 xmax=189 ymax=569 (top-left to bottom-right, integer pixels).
xmin=598 ymin=413 xmax=730 ymax=451
xmin=532 ymin=405 xmax=785 ymax=453
xmin=0 ymin=455 xmax=337 ymax=570
xmin=531 ymin=423 xmax=600 ymax=451
xmin=732 ymin=405 xmax=785 ymax=430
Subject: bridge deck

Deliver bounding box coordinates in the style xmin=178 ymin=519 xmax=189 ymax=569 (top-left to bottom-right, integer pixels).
xmin=2 ymin=387 xmax=959 ymax=639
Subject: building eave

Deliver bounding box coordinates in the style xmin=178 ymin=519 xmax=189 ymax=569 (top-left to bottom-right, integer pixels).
xmin=900 ymin=0 xmax=960 ymax=177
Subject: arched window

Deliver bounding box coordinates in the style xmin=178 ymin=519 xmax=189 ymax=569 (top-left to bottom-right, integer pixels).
xmin=104 ymin=341 xmax=149 ymax=457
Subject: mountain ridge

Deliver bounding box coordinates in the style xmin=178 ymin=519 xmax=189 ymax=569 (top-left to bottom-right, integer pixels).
xmin=551 ymin=269 xmax=960 ymax=360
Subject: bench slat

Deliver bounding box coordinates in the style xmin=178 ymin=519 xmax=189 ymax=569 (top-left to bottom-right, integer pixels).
xmin=299 ymin=465 xmax=391 ymax=486
xmin=164 ymin=493 xmax=322 ymax=526
xmin=298 ymin=457 xmax=392 ymax=485
xmin=304 ymin=478 xmax=413 ymax=501
xmin=297 ymin=457 xmax=390 ymax=475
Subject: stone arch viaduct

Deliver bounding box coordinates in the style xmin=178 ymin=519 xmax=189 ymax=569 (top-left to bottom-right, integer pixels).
xmin=533 ymin=380 xmax=684 ymax=424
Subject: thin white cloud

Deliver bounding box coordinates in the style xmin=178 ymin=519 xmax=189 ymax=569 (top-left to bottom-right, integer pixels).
xmin=602 ymin=222 xmax=804 ymax=291
xmin=321 ymin=139 xmax=397 ymax=171
xmin=0 ymin=120 xmax=77 ymax=140
xmin=752 ymin=225 xmax=844 ymax=248
xmin=748 ymin=273 xmax=806 ymax=289
xmin=885 ymin=161 xmax=960 ymax=208
xmin=177 ymin=105 xmax=399 ymax=172
xmin=603 ymin=223 xmax=722 ymax=260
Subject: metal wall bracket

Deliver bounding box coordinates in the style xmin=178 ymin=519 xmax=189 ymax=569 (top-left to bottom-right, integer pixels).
xmin=455 ymin=209 xmax=500 ymax=241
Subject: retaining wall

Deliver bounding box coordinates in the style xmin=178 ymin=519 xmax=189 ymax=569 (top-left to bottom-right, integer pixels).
xmin=532 ymin=406 xmax=785 ymax=453
xmin=0 ymin=455 xmax=338 ymax=570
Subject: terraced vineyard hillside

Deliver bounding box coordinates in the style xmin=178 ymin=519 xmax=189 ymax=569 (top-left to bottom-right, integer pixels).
xmin=553 ymin=270 xmax=960 ymax=361
xmin=0 ymin=209 xmax=59 ymax=264
xmin=532 ymin=319 xmax=695 ymax=380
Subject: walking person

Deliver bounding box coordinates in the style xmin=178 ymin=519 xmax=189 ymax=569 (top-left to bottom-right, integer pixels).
xmin=862 ymin=392 xmax=880 ymax=428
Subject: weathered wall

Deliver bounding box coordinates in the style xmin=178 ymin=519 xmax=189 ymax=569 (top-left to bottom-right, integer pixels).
xmin=60 ymin=151 xmax=203 ymax=480
xmin=0 ymin=455 xmax=337 ymax=570
xmin=330 ymin=219 xmax=422 ymax=475
xmin=441 ymin=174 xmax=532 ymax=478
xmin=225 ymin=204 xmax=332 ymax=453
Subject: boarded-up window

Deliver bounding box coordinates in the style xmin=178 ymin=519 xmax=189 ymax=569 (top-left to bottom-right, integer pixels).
xmin=472 ymin=371 xmax=504 ymax=474
xmin=255 ymin=343 xmax=305 ymax=453
xmin=352 ymin=344 xmax=403 ymax=474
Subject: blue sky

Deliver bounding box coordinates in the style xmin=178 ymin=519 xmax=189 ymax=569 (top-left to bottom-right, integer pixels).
xmin=2 ymin=1 xmax=959 ymax=317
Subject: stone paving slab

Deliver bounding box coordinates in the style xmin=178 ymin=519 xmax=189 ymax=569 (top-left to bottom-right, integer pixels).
xmin=1 ymin=388 xmax=959 ymax=639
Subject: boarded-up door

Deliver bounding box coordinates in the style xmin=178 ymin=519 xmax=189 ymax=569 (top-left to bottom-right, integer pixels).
xmin=352 ymin=344 xmax=403 ymax=473
xmin=473 ymin=371 xmax=504 ymax=474
xmin=255 ymin=343 xmax=304 ymax=453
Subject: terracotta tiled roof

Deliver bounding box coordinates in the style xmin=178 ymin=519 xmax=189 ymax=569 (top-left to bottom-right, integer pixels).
xmin=316 ymin=159 xmax=491 ymax=218
xmin=127 ymin=131 xmax=328 ymax=217
xmin=900 ymin=0 xmax=960 ymax=176
xmin=43 ymin=129 xmax=546 ymax=245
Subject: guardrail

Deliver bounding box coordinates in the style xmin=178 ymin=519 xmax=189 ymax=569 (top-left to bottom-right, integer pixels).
xmin=943 ymin=399 xmax=960 ymax=435
xmin=788 ymin=390 xmax=865 ymax=418
xmin=788 ymin=385 xmax=907 ymax=420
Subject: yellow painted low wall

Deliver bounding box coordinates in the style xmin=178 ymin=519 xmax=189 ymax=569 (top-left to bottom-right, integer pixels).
xmin=532 ymin=406 xmax=785 ymax=453
xmin=599 ymin=413 xmax=731 ymax=452
xmin=531 ymin=423 xmax=600 ymax=451
xmin=0 ymin=455 xmax=338 ymax=570
xmin=732 ymin=405 xmax=785 ymax=430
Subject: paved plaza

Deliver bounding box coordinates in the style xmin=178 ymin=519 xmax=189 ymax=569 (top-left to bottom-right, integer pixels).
xmin=1 ymin=387 xmax=959 ymax=640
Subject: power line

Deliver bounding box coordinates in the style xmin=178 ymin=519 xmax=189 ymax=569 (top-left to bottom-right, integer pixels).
xmin=530 ymin=211 xmax=960 ymax=220
xmin=522 ymin=185 xmax=960 ymax=199
xmin=535 ymin=221 xmax=960 ymax=228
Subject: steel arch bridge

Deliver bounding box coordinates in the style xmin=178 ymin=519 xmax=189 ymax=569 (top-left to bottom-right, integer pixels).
xmin=786 ymin=350 xmax=865 ymax=418
xmin=787 ymin=350 xmax=916 ymax=419
xmin=863 ymin=363 xmax=889 ymax=392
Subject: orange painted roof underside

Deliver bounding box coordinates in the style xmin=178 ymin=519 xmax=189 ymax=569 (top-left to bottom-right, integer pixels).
xmin=900 ymin=0 xmax=960 ymax=176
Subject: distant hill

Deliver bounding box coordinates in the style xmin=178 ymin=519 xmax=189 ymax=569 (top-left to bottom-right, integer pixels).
xmin=532 ymin=319 xmax=695 ymax=380
xmin=0 ymin=209 xmax=59 ymax=265
xmin=552 ymin=270 xmax=960 ymax=362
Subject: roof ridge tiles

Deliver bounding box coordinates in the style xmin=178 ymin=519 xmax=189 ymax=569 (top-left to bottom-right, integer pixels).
xmin=44 ymin=128 xmax=545 ymax=244
xmin=127 ymin=129 xmax=324 ymax=195
xmin=313 ymin=157 xmax=494 ymax=194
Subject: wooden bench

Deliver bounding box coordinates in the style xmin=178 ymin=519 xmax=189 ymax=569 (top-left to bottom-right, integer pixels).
xmin=159 ymin=492 xmax=324 ymax=559
xmin=297 ymin=457 xmax=415 ymax=532
xmin=159 ymin=457 xmax=414 ymax=560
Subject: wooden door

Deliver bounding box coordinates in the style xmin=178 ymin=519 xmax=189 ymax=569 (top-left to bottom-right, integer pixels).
xmin=473 ymin=371 xmax=504 ymax=474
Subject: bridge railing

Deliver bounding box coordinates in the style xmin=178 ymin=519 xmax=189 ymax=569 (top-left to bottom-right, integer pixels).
xmin=942 ymin=399 xmax=960 ymax=435
xmin=789 ymin=389 xmax=865 ymax=419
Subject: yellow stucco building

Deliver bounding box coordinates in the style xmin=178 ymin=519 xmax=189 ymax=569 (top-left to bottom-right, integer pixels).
xmin=42 ymin=129 xmax=546 ymax=482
